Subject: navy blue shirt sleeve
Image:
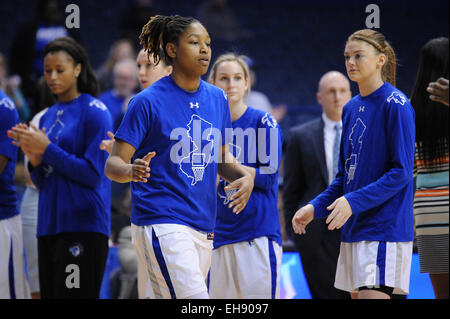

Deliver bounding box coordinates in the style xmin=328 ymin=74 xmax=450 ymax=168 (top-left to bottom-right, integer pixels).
xmin=254 ymin=112 xmax=282 ymax=191
xmin=41 ymin=102 xmax=113 ymax=189
xmin=0 ymin=96 xmax=19 ymax=161
xmin=344 ymin=100 xmax=415 ymax=215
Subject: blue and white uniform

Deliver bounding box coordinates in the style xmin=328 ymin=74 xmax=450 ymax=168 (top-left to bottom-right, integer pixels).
xmin=310 ymin=82 xmax=415 ymax=294
xmin=209 ymin=107 xmax=283 ymax=298
xmin=0 ymin=90 xmax=30 ymax=299
xmin=98 ymin=89 xmax=128 ymax=130
xmin=30 ymin=94 xmax=112 ymax=237
xmin=115 ymin=75 xmax=232 ymax=299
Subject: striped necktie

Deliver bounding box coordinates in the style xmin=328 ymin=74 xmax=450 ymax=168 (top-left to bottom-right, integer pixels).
xmin=333 ymin=123 xmax=342 ymax=179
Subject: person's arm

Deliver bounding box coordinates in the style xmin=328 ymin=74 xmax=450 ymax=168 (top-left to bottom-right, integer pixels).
xmin=104 ymin=138 xmax=155 ymax=183
xmin=343 ymin=101 xmax=415 ymax=216
xmin=100 ymin=131 xmax=115 ymax=154
xmin=282 ymin=130 xmax=307 ymax=236
xmin=309 ymin=154 xmax=345 ymax=219
xmin=248 ymin=114 xmax=282 ymax=192
xmin=9 ymin=104 xmax=113 ymax=189
xmin=217 ymin=144 xmax=254 ymax=214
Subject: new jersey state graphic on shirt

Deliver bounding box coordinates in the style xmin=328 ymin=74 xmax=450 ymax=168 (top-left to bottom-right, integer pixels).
xmin=310 ymin=82 xmax=415 ymax=243
xmin=115 ymin=76 xmax=232 ymax=232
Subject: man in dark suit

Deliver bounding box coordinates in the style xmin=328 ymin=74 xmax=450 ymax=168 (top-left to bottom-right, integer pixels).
xmin=283 ymin=71 xmax=352 ymax=299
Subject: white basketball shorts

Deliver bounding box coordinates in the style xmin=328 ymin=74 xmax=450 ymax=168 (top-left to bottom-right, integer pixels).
xmin=0 ymin=214 xmax=31 ymax=299
xmin=334 ymin=241 xmax=413 ymax=295
xmin=131 ymin=223 xmax=213 ymax=299
xmin=208 ymin=236 xmax=282 ymax=299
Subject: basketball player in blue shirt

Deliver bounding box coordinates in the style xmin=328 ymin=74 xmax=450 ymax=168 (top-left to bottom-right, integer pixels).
xmin=292 ymin=29 xmax=415 ymax=299
xmin=9 ymin=37 xmax=112 ymax=299
xmin=0 ymin=89 xmax=30 ymax=299
xmin=104 ymin=15 xmax=254 ymax=299
xmin=207 ymin=53 xmax=283 ymax=299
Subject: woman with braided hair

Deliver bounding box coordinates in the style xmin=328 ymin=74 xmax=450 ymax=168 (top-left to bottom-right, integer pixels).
xmin=292 ymin=29 xmax=416 ymax=299
xmin=105 ymin=15 xmax=253 ymax=299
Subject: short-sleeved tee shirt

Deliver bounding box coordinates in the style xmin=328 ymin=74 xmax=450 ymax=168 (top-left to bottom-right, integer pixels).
xmin=115 ymin=76 xmax=232 ymax=233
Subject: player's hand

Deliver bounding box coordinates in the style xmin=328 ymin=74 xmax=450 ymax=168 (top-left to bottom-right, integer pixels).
xmin=427 ymin=77 xmax=449 ymax=106
xmin=8 ymin=123 xmax=46 ymax=167
xmin=9 ymin=122 xmax=50 ymax=155
xmin=225 ymin=174 xmax=254 ymax=214
xmin=100 ymin=131 xmax=115 ymax=154
xmin=325 ymin=196 xmax=352 ymax=230
xmin=292 ymin=204 xmax=314 ymax=235
xmin=129 ymin=151 xmax=155 ymax=183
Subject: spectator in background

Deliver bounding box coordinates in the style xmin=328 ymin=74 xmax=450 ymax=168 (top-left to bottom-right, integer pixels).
xmin=99 ymin=59 xmax=138 ymax=131
xmin=283 ymin=71 xmax=352 ymax=299
xmin=96 ymin=39 xmax=136 ymax=93
xmin=410 ymin=37 xmax=449 ymax=299
xmin=0 ymin=53 xmax=31 ymax=122
xmin=8 ymin=0 xmax=79 ymax=116
xmin=243 ymin=56 xmax=287 ymax=123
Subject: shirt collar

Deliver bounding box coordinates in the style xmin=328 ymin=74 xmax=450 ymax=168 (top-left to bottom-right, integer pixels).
xmin=322 ymin=113 xmax=342 ymax=130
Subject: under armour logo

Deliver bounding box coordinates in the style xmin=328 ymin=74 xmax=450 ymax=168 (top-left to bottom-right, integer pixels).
xmin=359 ymin=106 xmax=365 ymax=112
xmin=190 ymin=102 xmax=199 ymax=109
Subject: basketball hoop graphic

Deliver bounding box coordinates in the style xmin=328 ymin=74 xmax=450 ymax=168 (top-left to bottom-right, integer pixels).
xmin=192 ymin=153 xmax=206 ymax=182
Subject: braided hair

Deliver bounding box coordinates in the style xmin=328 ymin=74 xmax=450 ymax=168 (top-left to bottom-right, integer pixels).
xmin=139 ymin=15 xmax=200 ymax=67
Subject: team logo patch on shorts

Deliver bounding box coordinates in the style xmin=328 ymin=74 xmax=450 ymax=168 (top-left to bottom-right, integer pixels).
xmin=68 ymin=243 xmax=84 ymax=258
xmin=207 ymin=233 xmax=214 ymax=240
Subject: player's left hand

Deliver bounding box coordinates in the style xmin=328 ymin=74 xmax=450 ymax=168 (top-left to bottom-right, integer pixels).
xmin=100 ymin=131 xmax=115 ymax=154
xmin=8 ymin=122 xmax=50 ymax=155
xmin=325 ymin=196 xmax=353 ymax=230
xmin=225 ymin=174 xmax=254 ymax=214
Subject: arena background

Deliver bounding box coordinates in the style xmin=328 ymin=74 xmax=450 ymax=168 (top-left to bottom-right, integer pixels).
xmin=0 ymin=0 xmax=447 ymax=299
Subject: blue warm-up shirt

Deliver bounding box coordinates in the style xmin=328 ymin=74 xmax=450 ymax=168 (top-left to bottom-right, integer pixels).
xmin=30 ymin=94 xmax=112 ymax=237
xmin=114 ymin=76 xmax=232 ymax=233
xmin=0 ymin=90 xmax=19 ymax=220
xmin=310 ymin=82 xmax=415 ymax=242
xmin=214 ymin=107 xmax=282 ymax=249
xmin=98 ymin=89 xmax=128 ymax=130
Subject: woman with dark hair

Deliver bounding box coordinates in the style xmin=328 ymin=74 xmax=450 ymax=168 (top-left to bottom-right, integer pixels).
xmin=8 ymin=37 xmax=112 ymax=299
xmin=410 ymin=37 xmax=449 ymax=299
xmin=105 ymin=15 xmax=253 ymax=299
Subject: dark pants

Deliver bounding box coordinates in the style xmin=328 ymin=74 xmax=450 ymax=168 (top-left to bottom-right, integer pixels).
xmin=38 ymin=232 xmax=108 ymax=299
xmin=293 ymin=218 xmax=350 ymax=299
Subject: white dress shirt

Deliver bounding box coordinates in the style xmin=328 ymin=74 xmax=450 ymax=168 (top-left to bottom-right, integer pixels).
xmin=322 ymin=113 xmax=342 ymax=185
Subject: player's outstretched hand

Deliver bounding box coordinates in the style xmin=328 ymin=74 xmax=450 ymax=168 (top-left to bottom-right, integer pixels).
xmin=100 ymin=131 xmax=115 ymax=154
xmin=130 ymin=151 xmax=156 ymax=183
xmin=225 ymin=174 xmax=254 ymax=214
xmin=292 ymin=204 xmax=314 ymax=235
xmin=325 ymin=196 xmax=353 ymax=230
